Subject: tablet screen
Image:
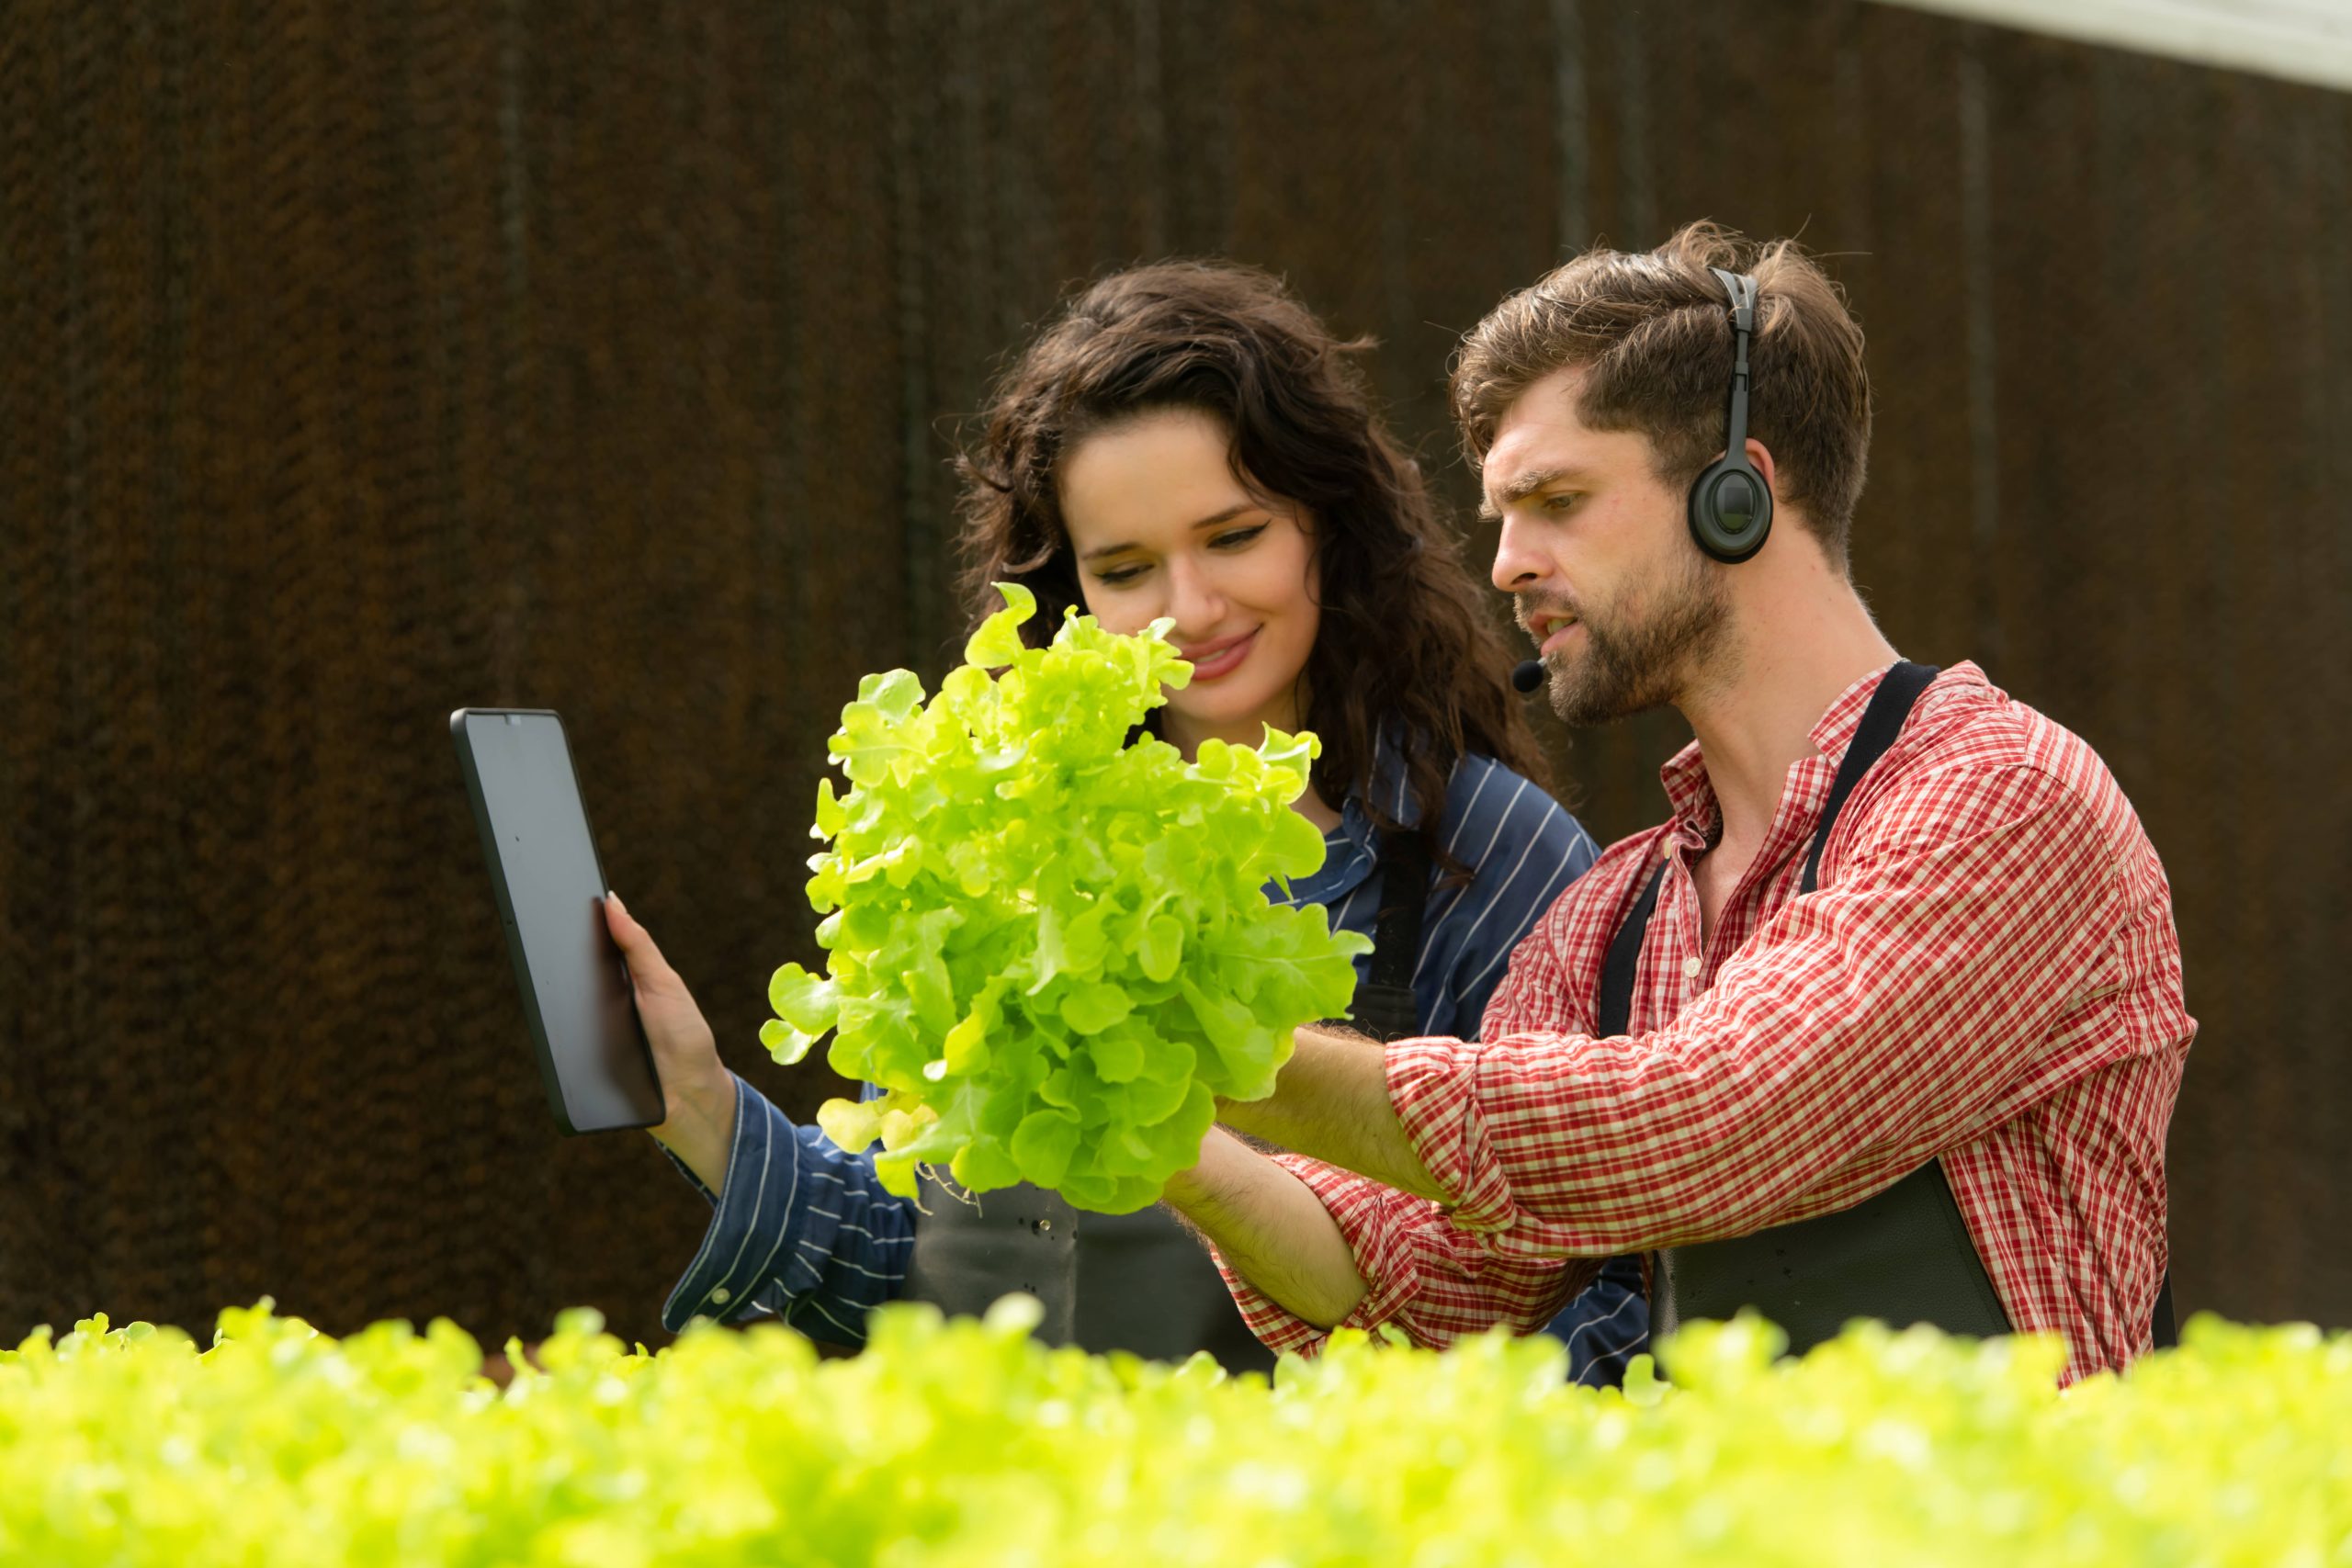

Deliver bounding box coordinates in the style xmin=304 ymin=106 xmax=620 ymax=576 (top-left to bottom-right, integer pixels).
xmin=452 ymin=708 xmax=664 ymax=1134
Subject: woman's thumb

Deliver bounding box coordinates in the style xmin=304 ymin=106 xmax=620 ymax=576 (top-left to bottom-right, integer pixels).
xmin=605 ymin=891 xmax=655 ymax=961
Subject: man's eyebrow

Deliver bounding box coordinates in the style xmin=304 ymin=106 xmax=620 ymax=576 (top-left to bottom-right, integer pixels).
xmin=1077 ymin=502 xmax=1258 ymax=562
xmin=1476 ymin=466 xmax=1588 ymax=523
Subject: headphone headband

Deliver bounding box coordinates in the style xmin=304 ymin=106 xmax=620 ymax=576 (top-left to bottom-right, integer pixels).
xmin=1709 ymin=266 xmax=1758 ymax=335
xmin=1713 ymin=268 xmax=1757 ymax=454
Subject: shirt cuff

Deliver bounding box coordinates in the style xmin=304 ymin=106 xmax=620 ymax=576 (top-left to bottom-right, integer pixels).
xmin=660 ymin=1073 xmax=808 ymax=1333
xmin=659 ymin=1140 xmax=718 ymax=1204
xmin=1208 ymin=1156 xmax=1439 ymax=1358
xmin=1386 ymin=1035 xmax=1521 ymax=1235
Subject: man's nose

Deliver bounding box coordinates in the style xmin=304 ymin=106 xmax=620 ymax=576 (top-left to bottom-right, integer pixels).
xmin=1490 ymin=511 xmax=1551 ymax=593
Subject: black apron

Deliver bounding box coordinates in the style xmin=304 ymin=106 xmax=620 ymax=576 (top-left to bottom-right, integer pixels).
xmin=901 ymin=829 xmax=1432 ymax=1370
xmin=1603 ymin=661 xmax=2175 ymax=1355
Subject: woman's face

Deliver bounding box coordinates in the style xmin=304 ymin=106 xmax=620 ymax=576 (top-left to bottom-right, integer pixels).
xmin=1057 ymin=408 xmax=1320 ymax=750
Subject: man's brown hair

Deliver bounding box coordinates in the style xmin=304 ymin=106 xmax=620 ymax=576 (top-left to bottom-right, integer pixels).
xmin=1451 ymin=221 xmax=1872 ymax=566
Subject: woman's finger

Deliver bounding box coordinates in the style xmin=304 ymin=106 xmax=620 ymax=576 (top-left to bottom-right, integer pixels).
xmin=604 ymin=892 xmax=681 ymax=990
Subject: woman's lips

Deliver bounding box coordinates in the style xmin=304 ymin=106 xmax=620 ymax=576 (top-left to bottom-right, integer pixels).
xmin=1182 ymin=626 xmax=1260 ymax=681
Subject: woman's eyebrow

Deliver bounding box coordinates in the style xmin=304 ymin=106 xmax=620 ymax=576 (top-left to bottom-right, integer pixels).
xmin=1079 ymin=502 xmax=1257 ymax=562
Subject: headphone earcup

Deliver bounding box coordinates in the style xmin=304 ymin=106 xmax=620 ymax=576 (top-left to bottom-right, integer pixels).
xmin=1686 ymin=457 xmax=1774 ymax=564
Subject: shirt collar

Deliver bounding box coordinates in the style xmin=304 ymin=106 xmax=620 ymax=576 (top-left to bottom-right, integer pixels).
xmin=1658 ymin=661 xmax=1975 ymax=840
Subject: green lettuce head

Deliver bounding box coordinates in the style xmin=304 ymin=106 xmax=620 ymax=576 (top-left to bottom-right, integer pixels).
xmin=763 ymin=583 xmax=1371 ymax=1213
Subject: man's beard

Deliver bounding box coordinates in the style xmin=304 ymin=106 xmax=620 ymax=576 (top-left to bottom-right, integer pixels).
xmin=1528 ymin=553 xmax=1732 ymax=727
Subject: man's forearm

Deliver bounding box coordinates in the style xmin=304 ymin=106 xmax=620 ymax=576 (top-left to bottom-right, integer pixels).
xmin=1217 ymin=1025 xmax=1452 ymax=1202
xmin=1163 ymin=1128 xmax=1368 ymax=1329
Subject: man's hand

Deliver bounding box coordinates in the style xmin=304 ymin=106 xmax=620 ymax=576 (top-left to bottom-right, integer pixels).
xmin=603 ymin=892 xmax=738 ymax=1192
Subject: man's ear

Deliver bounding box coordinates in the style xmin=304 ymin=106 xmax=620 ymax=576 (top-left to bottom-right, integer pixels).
xmin=1745 ymin=438 xmax=1779 ymax=497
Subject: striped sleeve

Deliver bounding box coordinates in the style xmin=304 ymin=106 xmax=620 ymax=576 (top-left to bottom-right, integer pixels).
xmin=659 ymin=1074 xmax=917 ymax=1346
xmin=1408 ymin=756 xmax=1598 ymax=1040
xmin=1547 ymin=1254 xmax=1650 ymax=1388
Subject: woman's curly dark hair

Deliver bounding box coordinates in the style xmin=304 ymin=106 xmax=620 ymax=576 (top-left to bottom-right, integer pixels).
xmin=955 ymin=260 xmax=1553 ymax=875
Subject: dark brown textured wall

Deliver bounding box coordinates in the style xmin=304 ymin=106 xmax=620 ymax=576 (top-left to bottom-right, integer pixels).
xmin=3 ymin=0 xmax=2345 ymax=1347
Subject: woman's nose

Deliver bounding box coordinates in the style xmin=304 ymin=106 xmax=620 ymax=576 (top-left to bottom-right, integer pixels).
xmin=1163 ymin=558 xmax=1227 ymax=636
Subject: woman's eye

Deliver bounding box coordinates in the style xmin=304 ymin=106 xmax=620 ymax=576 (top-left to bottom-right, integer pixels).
xmin=1211 ymin=525 xmax=1268 ymax=550
xmin=1094 ymin=562 xmax=1148 ymax=586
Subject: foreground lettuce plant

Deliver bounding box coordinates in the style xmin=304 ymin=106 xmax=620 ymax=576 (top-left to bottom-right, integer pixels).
xmin=5 ymin=1303 xmax=2346 ymax=1567
xmin=763 ymin=583 xmax=1371 ymax=1212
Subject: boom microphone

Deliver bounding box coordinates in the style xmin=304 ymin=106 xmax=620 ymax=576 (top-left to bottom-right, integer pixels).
xmin=1510 ymin=659 xmax=1544 ymax=694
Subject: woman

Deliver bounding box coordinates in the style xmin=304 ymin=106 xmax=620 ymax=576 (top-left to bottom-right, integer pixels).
xmin=610 ymin=261 xmax=1646 ymax=1382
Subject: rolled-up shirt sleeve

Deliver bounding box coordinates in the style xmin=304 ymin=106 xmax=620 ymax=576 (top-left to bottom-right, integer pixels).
xmin=660 ymin=1074 xmax=917 ymax=1346
xmin=1396 ymin=769 xmax=2120 ymax=1258
xmin=1231 ymin=764 xmax=2132 ymax=1348
xmin=1213 ymin=1156 xmax=1599 ymax=1356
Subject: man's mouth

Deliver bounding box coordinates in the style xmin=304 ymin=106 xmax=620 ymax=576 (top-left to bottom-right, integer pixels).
xmin=1526 ymin=610 xmax=1580 ymax=656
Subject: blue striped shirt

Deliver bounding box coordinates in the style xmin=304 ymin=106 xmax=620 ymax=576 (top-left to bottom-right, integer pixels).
xmin=660 ymin=752 xmax=1648 ymax=1379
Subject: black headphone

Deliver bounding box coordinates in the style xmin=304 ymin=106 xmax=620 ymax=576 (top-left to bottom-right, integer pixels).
xmin=1686 ymin=266 xmax=1773 ymax=564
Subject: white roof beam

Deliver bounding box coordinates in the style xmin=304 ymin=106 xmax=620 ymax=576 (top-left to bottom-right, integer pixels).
xmin=1878 ymin=0 xmax=2352 ymax=94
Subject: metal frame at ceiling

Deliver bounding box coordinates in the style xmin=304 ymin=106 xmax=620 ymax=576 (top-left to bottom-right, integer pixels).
xmin=1878 ymin=0 xmax=2352 ymax=93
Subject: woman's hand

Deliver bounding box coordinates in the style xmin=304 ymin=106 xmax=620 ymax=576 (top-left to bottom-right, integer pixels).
xmin=603 ymin=892 xmax=738 ymax=1192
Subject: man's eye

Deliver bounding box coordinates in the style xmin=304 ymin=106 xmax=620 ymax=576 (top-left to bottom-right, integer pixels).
xmin=1544 ymin=493 xmax=1579 ymax=513
xmin=1211 ymin=525 xmax=1268 ymax=549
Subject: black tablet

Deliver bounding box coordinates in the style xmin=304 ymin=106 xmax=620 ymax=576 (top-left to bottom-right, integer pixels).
xmin=450 ymin=707 xmax=665 ymax=1134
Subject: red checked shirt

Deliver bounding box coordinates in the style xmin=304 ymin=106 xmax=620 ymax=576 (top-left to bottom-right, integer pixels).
xmin=1219 ymin=663 xmax=2194 ymax=1382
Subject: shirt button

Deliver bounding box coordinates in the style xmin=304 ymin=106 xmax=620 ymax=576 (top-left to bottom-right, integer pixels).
xmin=1682 ymin=956 xmax=1702 ymax=979
xmin=708 ymin=1286 xmax=732 ymax=1306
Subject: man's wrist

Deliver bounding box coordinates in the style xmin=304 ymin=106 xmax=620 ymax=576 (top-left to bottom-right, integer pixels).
xmin=1217 ymin=1027 xmax=1449 ymax=1203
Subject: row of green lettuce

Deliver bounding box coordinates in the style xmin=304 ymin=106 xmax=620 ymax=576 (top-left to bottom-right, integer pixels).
xmin=3 ymin=1299 xmax=2345 ymax=1565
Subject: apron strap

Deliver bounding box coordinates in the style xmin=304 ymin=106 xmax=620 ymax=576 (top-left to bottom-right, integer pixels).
xmin=1595 ymin=853 xmax=1668 ymax=1039
xmin=1351 ymin=828 xmax=1431 ymax=1043
xmin=1801 ymin=660 xmax=1939 ymax=897
xmin=1595 ymin=662 xmax=1943 ymax=1050
xmin=1601 ymin=664 xmax=2000 ymax=1351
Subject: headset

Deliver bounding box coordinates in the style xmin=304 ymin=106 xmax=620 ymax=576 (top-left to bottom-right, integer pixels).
xmin=1686 ymin=265 xmax=1773 ymax=564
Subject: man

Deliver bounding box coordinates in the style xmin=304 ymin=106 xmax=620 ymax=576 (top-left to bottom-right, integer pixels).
xmin=1163 ymin=223 xmax=2192 ymax=1382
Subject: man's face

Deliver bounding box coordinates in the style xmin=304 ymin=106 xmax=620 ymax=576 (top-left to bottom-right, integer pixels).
xmin=1483 ymin=367 xmax=1730 ymax=726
